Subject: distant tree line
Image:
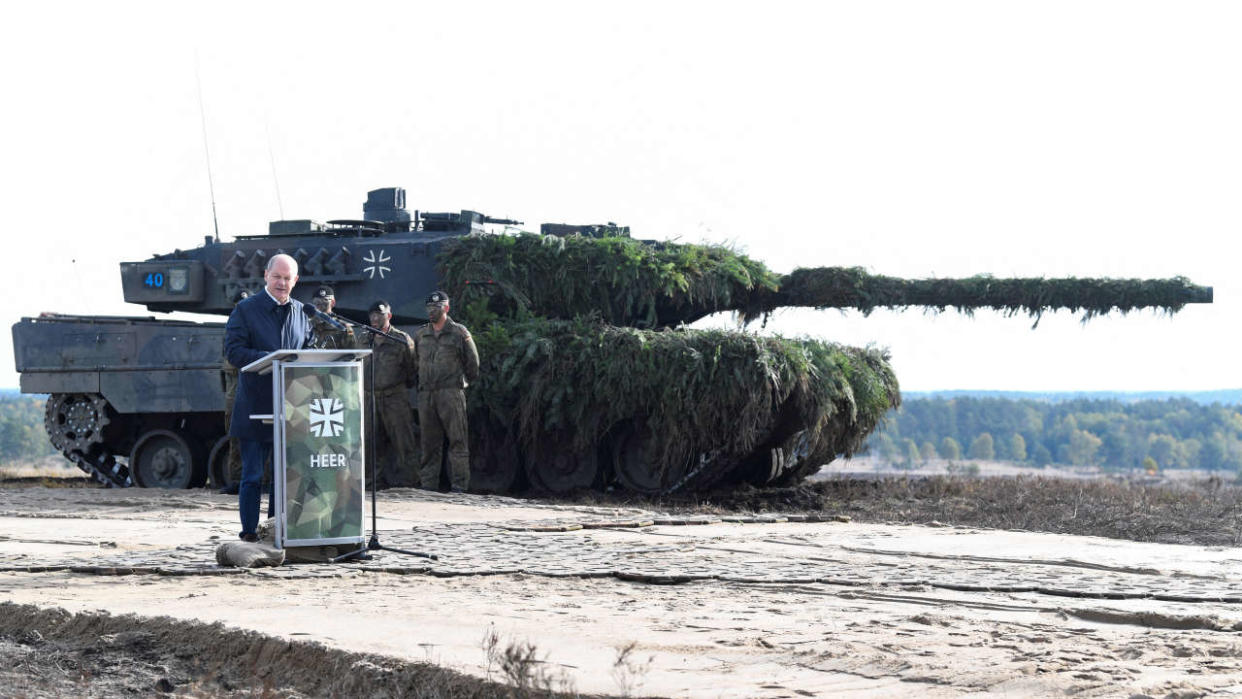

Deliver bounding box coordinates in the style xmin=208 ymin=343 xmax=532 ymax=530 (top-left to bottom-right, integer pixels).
xmin=865 ymin=396 xmax=1242 ymax=472
xmin=0 ymin=395 xmax=55 ymax=462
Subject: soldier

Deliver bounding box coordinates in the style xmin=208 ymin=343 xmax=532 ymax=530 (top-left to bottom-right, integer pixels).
xmin=413 ymin=290 xmax=480 ymax=493
xmin=310 ymin=286 xmax=357 ymax=349
xmin=218 ymin=289 xmax=250 ymax=495
xmin=365 ymin=299 xmax=419 ymax=488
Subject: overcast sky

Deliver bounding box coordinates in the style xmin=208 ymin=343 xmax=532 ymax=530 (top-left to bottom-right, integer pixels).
xmin=1 ymin=1 xmax=1237 ymax=392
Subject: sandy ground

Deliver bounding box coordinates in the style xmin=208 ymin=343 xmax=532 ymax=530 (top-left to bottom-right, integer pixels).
xmin=822 ymin=456 xmax=1236 ymax=486
xmin=2 ymin=487 xmax=1242 ymax=697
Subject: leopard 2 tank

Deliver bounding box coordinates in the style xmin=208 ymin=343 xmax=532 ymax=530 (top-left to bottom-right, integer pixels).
xmin=12 ymin=187 xmax=1213 ymax=494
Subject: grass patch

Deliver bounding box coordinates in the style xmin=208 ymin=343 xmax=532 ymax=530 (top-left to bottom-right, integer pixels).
xmin=0 ymin=456 xmax=91 ymax=487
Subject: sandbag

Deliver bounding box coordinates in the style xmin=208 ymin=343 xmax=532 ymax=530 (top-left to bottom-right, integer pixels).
xmin=215 ymin=541 xmax=285 ymax=568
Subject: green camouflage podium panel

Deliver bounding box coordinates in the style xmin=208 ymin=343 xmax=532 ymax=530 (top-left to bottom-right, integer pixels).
xmin=267 ymin=350 xmax=369 ymax=549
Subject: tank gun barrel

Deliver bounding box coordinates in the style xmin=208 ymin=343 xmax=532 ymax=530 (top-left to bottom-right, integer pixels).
xmin=480 ymin=215 xmax=522 ymax=226
xmin=752 ymin=268 xmax=1214 ymax=323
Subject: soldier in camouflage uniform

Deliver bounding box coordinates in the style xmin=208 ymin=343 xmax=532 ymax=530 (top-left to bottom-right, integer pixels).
xmin=218 ymin=290 xmax=250 ymax=494
xmin=310 ymin=286 xmax=357 ymax=350
xmin=413 ymin=290 xmax=480 ymax=493
xmin=365 ymin=299 xmax=419 ymax=488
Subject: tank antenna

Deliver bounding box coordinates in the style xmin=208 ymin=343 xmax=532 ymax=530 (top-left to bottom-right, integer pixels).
xmin=265 ymin=120 xmax=285 ymax=220
xmin=194 ymin=53 xmax=221 ymax=241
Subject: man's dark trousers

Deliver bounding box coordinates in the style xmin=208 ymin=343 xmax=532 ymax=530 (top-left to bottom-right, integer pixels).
xmin=239 ymin=440 xmax=276 ymax=535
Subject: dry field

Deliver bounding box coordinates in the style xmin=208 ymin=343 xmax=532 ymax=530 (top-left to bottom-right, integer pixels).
xmin=0 ymin=455 xmax=87 ymax=483
xmin=2 ymin=461 xmax=1242 ymax=697
xmin=578 ymin=464 xmax=1242 ymax=549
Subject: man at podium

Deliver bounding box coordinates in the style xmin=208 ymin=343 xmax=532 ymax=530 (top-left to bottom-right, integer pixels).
xmin=224 ymin=253 xmax=315 ymax=542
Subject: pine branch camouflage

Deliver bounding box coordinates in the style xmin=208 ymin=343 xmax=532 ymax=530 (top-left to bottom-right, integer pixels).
xmin=437 ymin=232 xmax=1206 ymax=492
xmin=440 ymin=233 xmax=1209 ymax=328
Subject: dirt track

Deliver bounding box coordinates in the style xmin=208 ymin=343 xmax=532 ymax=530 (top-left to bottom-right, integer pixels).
xmin=2 ymin=484 xmax=1242 ymax=697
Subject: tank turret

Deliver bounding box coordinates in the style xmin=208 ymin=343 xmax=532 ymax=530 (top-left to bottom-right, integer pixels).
xmin=117 ymin=186 xmax=511 ymax=324
xmin=438 ymin=233 xmax=1212 ymax=329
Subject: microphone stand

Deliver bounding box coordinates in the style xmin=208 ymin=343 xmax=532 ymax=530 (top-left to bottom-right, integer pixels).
xmin=329 ymin=313 xmax=437 ymax=563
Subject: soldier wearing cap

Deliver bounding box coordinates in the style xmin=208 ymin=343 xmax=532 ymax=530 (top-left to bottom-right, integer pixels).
xmin=365 ymin=299 xmax=419 ymax=488
xmin=413 ymin=290 xmax=479 ymax=492
xmin=310 ymin=286 xmax=357 ymax=350
xmin=218 ymin=289 xmax=250 ymax=494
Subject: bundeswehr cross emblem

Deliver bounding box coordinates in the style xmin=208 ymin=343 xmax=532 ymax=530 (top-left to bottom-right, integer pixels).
xmin=308 ymin=397 xmax=345 ymax=437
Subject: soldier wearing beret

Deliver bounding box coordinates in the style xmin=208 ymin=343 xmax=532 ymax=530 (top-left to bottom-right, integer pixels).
xmin=413 ymin=290 xmax=479 ymax=492
xmin=310 ymin=286 xmax=357 ymax=350
xmin=365 ymin=299 xmax=419 ymax=488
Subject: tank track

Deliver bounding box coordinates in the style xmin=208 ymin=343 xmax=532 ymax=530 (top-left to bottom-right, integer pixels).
xmin=63 ymin=449 xmax=131 ymax=488
xmin=44 ymin=394 xmax=131 ymax=487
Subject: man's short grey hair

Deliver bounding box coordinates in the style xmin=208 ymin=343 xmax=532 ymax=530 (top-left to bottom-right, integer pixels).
xmin=265 ymin=253 xmax=299 ymax=274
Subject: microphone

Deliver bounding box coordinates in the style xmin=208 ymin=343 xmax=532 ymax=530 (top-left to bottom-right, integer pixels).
xmin=302 ymin=304 xmax=350 ymax=332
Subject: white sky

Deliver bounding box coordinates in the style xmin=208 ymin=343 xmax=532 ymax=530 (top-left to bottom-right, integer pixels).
xmin=1 ymin=1 xmax=1237 ymax=392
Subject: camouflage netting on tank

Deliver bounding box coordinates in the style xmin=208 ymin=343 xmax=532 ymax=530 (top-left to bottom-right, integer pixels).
xmin=437 ymin=232 xmax=1205 ymax=489
xmin=466 ymin=318 xmax=899 ymax=480
xmin=762 ymin=268 xmax=1211 ymax=325
xmin=439 ymin=232 xmax=778 ymax=328
xmin=439 ymin=233 xmax=1209 ymax=328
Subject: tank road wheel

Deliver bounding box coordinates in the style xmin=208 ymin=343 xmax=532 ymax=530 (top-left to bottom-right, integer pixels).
xmin=130 ymin=430 xmax=207 ymax=489
xmin=610 ymin=422 xmax=695 ymax=495
xmin=44 ymin=394 xmax=112 ymax=455
xmin=207 ymin=435 xmax=239 ymax=491
xmin=469 ymin=429 xmax=521 ymax=494
xmin=524 ymin=433 xmax=599 ymax=495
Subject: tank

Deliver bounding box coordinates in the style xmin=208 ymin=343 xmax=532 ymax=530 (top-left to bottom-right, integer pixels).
xmin=12 ymin=187 xmax=1213 ymax=494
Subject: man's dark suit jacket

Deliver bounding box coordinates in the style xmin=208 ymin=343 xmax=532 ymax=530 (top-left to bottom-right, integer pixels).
xmin=224 ymin=290 xmax=315 ymax=442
